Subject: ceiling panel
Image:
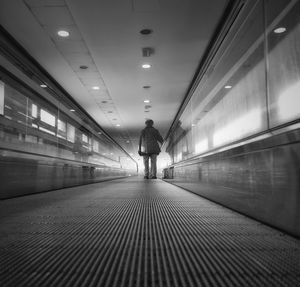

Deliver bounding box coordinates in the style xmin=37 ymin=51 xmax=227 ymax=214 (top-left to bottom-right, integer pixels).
xmin=30 ymin=6 xmax=74 ymax=26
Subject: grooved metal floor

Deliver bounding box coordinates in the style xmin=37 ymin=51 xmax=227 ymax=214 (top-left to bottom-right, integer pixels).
xmin=0 ymin=178 xmax=299 ymax=287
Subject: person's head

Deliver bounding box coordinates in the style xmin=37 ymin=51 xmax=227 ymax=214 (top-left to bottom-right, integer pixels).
xmin=145 ymin=119 xmax=154 ymax=127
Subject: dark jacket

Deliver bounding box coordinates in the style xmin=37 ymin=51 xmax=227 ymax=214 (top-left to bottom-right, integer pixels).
xmin=139 ymin=127 xmax=164 ymax=155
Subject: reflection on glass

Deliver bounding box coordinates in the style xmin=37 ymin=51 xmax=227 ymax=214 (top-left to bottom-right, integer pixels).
xmin=31 ymin=104 xmax=37 ymax=118
xmin=93 ymin=140 xmax=99 ymax=152
xmin=67 ymin=123 xmax=75 ymax=143
xmin=40 ymin=109 xmax=55 ymax=127
xmin=267 ymin=0 xmax=300 ymax=127
xmin=213 ymin=108 xmax=261 ymax=147
xmin=82 ymin=133 xmax=88 ymax=143
xmin=0 ymin=80 xmax=4 ymax=115
xmin=0 ymin=76 xmax=136 ymax=172
xmin=39 ymin=127 xmax=55 ymax=135
xmin=278 ymin=81 xmax=300 ymax=122
xmin=195 ymin=139 xmax=208 ymax=154
xmin=58 ymin=119 xmax=66 ymax=132
xmin=177 ymin=152 xmax=182 ymax=162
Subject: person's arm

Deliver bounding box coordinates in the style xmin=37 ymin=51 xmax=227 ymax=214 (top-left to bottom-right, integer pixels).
xmin=138 ymin=131 xmax=143 ymax=155
xmin=156 ymin=130 xmax=164 ymax=145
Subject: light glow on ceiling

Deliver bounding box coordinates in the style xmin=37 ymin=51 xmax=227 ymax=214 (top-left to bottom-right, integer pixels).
xmin=116 ymin=124 xmax=121 ymax=127
xmin=144 ymin=100 xmax=150 ymax=103
xmin=225 ymin=85 xmax=232 ymax=89
xmin=142 ymin=64 xmax=151 ymax=69
xmin=274 ymin=27 xmax=286 ymax=34
xmin=70 ymin=109 xmax=75 ymax=112
xmin=57 ymin=30 xmax=70 ymax=37
xmin=40 ymin=84 xmax=47 ymax=88
xmin=92 ymin=86 xmax=100 ymax=90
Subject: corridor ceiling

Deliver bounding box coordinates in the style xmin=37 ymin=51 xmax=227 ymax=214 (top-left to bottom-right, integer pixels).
xmin=0 ymin=0 xmax=229 ymax=159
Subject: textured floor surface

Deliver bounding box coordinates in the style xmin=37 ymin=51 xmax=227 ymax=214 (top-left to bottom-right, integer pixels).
xmin=0 ymin=177 xmax=300 ymax=287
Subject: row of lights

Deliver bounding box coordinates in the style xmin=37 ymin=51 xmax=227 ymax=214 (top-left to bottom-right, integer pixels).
xmin=56 ymin=29 xmax=122 ymax=127
xmin=38 ymin=29 xmax=124 ymax=142
xmin=54 ymin=28 xmax=164 ymax=125
xmin=140 ymin=29 xmax=153 ymax=111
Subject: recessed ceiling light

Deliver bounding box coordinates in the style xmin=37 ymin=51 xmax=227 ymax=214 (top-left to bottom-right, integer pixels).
xmin=274 ymin=27 xmax=286 ymax=34
xmin=116 ymin=124 xmax=120 ymax=127
xmin=144 ymin=99 xmax=150 ymax=103
xmin=57 ymin=30 xmax=69 ymax=37
xmin=142 ymin=64 xmax=151 ymax=69
xmin=126 ymin=140 xmax=130 ymax=143
xmin=70 ymin=109 xmax=75 ymax=112
xmin=98 ymin=132 xmax=102 ymax=135
xmin=92 ymin=86 xmax=100 ymax=90
xmin=140 ymin=29 xmax=153 ymax=35
xmin=225 ymin=85 xmax=232 ymax=89
xmin=40 ymin=84 xmax=47 ymax=88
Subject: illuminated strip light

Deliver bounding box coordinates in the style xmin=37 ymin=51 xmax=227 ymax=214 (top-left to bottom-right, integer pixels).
xmin=39 ymin=127 xmax=55 ymax=135
xmin=195 ymin=139 xmax=208 ymax=154
xmin=278 ymin=81 xmax=300 ymax=122
xmin=213 ymin=108 xmax=261 ymax=147
xmin=57 ymin=134 xmax=67 ymax=139
xmin=17 ymin=111 xmax=34 ymax=120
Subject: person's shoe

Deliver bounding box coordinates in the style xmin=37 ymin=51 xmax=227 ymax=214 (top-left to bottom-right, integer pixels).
xmin=144 ymin=176 xmax=149 ymax=179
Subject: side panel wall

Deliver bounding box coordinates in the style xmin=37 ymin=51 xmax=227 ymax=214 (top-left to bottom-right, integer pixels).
xmin=0 ymin=154 xmax=129 ymax=199
xmin=164 ymin=129 xmax=300 ymax=237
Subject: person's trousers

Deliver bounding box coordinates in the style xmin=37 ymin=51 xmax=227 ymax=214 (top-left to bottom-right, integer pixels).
xmin=143 ymin=154 xmax=157 ymax=178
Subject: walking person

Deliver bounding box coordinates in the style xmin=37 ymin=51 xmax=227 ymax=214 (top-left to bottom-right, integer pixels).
xmin=138 ymin=119 xmax=164 ymax=179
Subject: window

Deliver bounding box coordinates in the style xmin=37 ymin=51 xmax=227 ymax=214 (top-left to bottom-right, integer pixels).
xmin=82 ymin=133 xmax=88 ymax=143
xmin=93 ymin=140 xmax=99 ymax=152
xmin=32 ymin=104 xmax=38 ymax=118
xmin=40 ymin=109 xmax=56 ymax=127
xmin=58 ymin=119 xmax=66 ymax=132
xmin=67 ymin=123 xmax=75 ymax=143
